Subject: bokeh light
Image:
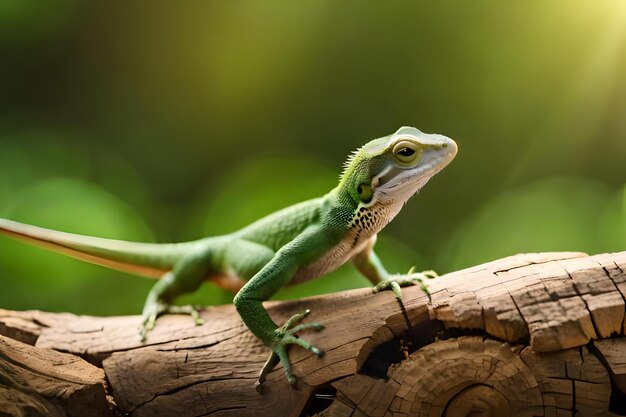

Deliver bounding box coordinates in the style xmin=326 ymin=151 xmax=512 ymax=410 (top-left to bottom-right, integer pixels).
xmin=0 ymin=1 xmax=624 ymax=315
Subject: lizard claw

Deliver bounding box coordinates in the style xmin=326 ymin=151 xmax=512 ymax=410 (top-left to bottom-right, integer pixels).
xmin=372 ymin=269 xmax=437 ymax=302
xmin=256 ymin=309 xmax=325 ymax=394
xmin=139 ymin=313 xmax=157 ymax=342
xmin=167 ymin=305 xmax=205 ymax=325
xmin=139 ymin=303 xmax=204 ymax=342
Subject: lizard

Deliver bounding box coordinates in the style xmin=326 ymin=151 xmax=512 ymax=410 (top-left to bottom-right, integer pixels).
xmin=0 ymin=126 xmax=457 ymax=391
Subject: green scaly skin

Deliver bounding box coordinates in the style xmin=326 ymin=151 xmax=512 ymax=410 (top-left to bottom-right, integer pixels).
xmin=0 ymin=126 xmax=457 ymax=392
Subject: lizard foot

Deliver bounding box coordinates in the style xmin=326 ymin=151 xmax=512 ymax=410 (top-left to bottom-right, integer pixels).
xmin=372 ymin=267 xmax=438 ymax=302
xmin=256 ymin=308 xmax=324 ymax=394
xmin=139 ymin=302 xmax=204 ymax=342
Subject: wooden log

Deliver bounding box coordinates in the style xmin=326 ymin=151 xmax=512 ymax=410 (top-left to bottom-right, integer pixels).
xmin=1 ymin=251 xmax=626 ymax=416
xmin=0 ymin=335 xmax=111 ymax=417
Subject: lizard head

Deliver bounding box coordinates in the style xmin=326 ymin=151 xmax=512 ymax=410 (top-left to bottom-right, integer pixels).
xmin=339 ymin=126 xmax=457 ymax=208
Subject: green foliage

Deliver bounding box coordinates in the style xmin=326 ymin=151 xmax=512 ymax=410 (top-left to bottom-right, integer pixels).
xmin=0 ymin=2 xmax=624 ymax=315
xmin=191 ymin=154 xmax=336 ymax=238
xmin=441 ymin=177 xmax=619 ymax=270
xmin=0 ymin=178 xmax=155 ymax=314
xmin=599 ymin=185 xmax=626 ymax=251
xmin=0 ymin=0 xmax=77 ymax=44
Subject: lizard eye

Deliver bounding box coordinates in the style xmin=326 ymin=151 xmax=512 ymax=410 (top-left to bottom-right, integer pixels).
xmin=393 ymin=140 xmax=421 ymax=164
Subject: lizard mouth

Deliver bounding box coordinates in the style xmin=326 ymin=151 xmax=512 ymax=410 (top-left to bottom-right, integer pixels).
xmin=376 ymin=139 xmax=457 ymax=199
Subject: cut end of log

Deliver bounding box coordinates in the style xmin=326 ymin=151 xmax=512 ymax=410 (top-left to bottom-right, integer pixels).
xmin=2 ymin=251 xmax=626 ymax=416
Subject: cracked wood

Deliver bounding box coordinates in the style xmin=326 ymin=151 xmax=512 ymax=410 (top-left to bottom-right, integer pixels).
xmin=1 ymin=251 xmax=625 ymax=416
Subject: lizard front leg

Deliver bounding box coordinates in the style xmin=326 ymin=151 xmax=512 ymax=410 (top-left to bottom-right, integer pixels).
xmin=353 ymin=235 xmax=436 ymax=301
xmin=233 ymin=226 xmax=330 ymax=393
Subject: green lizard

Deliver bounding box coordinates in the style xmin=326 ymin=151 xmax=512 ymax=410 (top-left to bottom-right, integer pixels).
xmin=0 ymin=126 xmax=457 ymax=391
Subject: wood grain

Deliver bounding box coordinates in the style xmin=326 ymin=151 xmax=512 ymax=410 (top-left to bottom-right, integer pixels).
xmin=1 ymin=251 xmax=626 ymax=416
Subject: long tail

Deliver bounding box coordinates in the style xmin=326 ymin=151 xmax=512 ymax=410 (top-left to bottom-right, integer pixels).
xmin=0 ymin=218 xmax=195 ymax=278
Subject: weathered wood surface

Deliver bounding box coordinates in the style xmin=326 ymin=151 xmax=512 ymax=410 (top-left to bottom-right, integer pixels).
xmin=0 ymin=335 xmax=111 ymax=417
xmin=1 ymin=251 xmax=626 ymax=417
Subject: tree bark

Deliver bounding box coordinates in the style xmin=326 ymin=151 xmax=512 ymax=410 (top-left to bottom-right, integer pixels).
xmin=1 ymin=251 xmax=625 ymax=417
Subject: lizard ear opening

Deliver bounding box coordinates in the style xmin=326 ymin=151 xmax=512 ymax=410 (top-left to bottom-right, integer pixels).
xmin=357 ymin=183 xmax=373 ymax=203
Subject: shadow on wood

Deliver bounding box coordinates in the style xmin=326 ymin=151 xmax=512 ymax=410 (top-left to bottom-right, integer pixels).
xmin=1 ymin=251 xmax=626 ymax=416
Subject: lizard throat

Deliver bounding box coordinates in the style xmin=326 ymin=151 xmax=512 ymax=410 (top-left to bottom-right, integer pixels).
xmin=347 ymin=200 xmax=398 ymax=249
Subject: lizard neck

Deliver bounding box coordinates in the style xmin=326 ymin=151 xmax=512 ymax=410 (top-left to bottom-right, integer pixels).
xmin=323 ymin=183 xmax=401 ymax=242
xmin=320 ymin=186 xmax=359 ymax=230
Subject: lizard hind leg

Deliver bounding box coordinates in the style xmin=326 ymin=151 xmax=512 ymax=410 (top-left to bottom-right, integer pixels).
xmin=139 ymin=259 xmax=209 ymax=341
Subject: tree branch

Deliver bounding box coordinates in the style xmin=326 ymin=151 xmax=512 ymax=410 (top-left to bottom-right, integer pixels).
xmin=1 ymin=251 xmax=625 ymax=416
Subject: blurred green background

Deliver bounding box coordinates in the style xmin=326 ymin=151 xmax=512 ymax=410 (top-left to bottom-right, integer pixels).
xmin=0 ymin=1 xmax=625 ymax=316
